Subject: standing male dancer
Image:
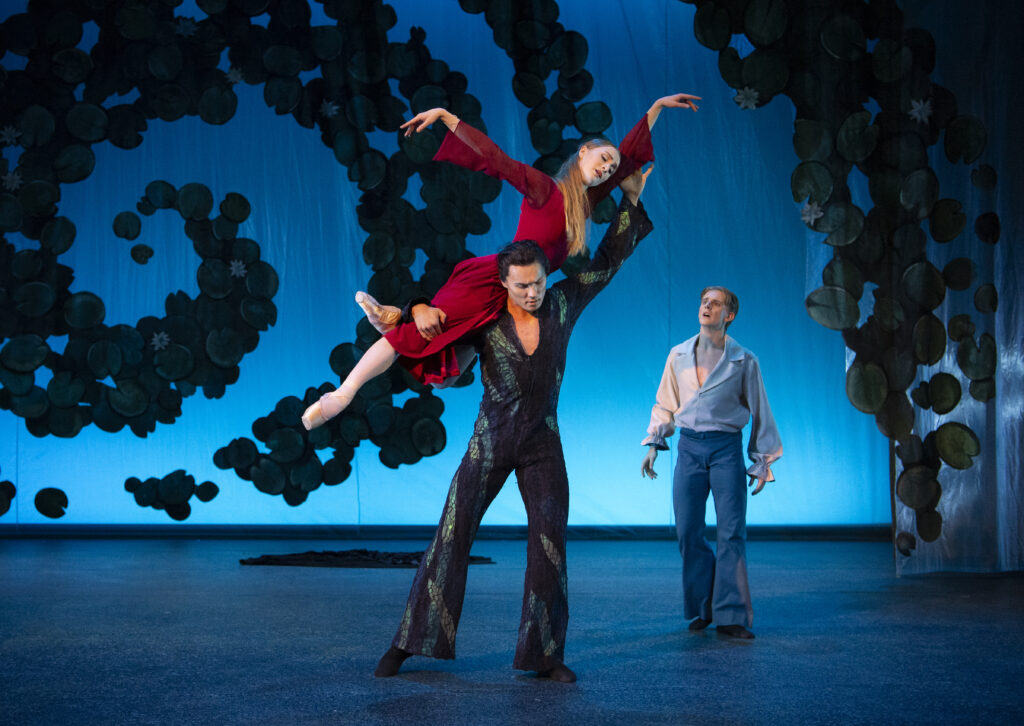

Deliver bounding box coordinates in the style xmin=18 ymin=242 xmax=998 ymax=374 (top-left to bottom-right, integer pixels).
xmin=375 ymin=168 xmax=653 ymax=682
xmin=640 ymin=286 xmax=782 ymax=639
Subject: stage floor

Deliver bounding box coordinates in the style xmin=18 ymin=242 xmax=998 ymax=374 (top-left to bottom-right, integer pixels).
xmin=2 ymin=538 xmax=1022 ymax=725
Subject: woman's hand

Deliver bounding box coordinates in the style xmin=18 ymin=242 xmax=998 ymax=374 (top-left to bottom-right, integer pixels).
xmin=400 ymin=108 xmax=459 ymax=136
xmin=620 ymin=164 xmax=654 ymax=206
xmin=411 ymin=303 xmax=447 ymax=341
xmin=647 ymin=92 xmax=701 ymax=127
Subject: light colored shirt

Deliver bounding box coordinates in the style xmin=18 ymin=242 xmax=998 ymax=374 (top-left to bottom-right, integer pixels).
xmin=642 ymin=334 xmax=783 ymax=480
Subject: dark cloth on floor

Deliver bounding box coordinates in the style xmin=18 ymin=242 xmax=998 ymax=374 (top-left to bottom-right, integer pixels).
xmin=239 ymin=549 xmax=494 ymax=568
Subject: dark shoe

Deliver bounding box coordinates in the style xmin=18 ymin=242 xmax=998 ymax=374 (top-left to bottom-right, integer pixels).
xmin=717 ymin=624 xmax=755 ymax=639
xmin=688 ymin=617 xmax=712 ymax=631
xmin=538 ymin=663 xmax=577 ymax=683
xmin=374 ymin=646 xmax=411 ymax=677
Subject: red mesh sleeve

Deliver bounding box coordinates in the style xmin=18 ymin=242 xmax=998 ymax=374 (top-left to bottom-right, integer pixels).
xmin=434 ymin=121 xmax=555 ymax=209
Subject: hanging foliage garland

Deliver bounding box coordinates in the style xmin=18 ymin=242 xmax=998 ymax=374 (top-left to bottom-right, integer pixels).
xmin=681 ymin=0 xmax=999 ymax=550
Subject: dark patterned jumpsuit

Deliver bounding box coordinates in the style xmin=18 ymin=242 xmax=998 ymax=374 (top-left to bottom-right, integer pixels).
xmin=391 ymin=198 xmax=654 ymax=672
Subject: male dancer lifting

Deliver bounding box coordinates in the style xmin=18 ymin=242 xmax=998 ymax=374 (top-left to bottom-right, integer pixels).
xmin=375 ymin=167 xmax=654 ymax=682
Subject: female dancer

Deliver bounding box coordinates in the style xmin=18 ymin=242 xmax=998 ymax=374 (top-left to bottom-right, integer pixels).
xmin=302 ymin=93 xmax=699 ymax=430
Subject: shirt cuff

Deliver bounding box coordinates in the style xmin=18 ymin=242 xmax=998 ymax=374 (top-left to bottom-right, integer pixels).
xmin=746 ymin=456 xmax=778 ymax=482
xmin=641 ymin=435 xmax=669 ymax=451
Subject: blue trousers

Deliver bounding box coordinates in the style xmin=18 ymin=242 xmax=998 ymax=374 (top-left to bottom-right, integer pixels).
xmin=672 ymin=429 xmax=753 ymax=628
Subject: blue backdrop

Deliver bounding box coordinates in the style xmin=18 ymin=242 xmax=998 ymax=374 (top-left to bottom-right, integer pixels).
xmin=11 ymin=0 xmax=1009 ymax=529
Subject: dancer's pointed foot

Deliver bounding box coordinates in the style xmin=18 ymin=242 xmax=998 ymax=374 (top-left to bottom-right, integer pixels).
xmin=374 ymin=646 xmax=412 ymax=677
xmin=356 ymin=291 xmax=401 ymax=334
xmin=537 ymin=663 xmax=576 ymax=683
xmin=301 ymin=387 xmax=354 ymax=430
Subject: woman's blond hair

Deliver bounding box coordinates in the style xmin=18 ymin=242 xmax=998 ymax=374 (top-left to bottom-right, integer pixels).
xmin=554 ymin=137 xmax=614 ymax=257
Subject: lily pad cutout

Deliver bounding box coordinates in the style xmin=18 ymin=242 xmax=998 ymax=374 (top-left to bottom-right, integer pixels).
xmin=197 ymin=259 xmax=233 ymax=299
xmin=0 ymin=481 xmax=17 ymax=517
xmin=895 ymin=531 xmax=917 ymax=556
xmin=198 ymin=87 xmax=238 ymax=125
xmin=882 ymin=346 xmax=917 ymax=392
xmin=928 ymin=373 xmax=961 ymax=415
xmin=158 ymin=470 xmax=195 ymax=505
xmin=1 ymin=334 xmax=50 ymax=373
xmin=195 ymin=481 xmax=219 ymax=502
xmin=40 ymin=216 xmax=76 ymax=254
xmin=206 ymin=328 xmax=244 ymax=368
xmin=65 ymin=103 xmax=108 ymax=142
xmin=53 ymin=144 xmax=96 ymax=183
xmin=329 ymin=342 xmax=363 ymax=378
xmin=916 ymin=509 xmax=942 ymax=542
xmin=18 ymin=180 xmax=60 ymax=217
xmin=820 ymin=14 xmax=865 ymax=61
xmin=875 ymin=391 xmax=914 ymax=440
xmin=974 ymin=212 xmax=1000 ymax=244
xmin=575 ymin=101 xmax=612 ymax=135
xmin=868 ymin=168 xmax=901 ymax=210
xmin=793 ymin=119 xmax=831 ymax=162
xmin=791 ymin=161 xmax=833 ymax=204
xmin=912 ymin=313 xmax=946 ymax=365
xmin=956 ymin=333 xmax=996 ymax=381
xmin=219 ymin=193 xmax=251 ymax=223
xmin=14 ymin=281 xmax=56 ymax=317
xmin=108 ymin=378 xmax=149 ymax=418
xmin=146 ymin=180 xmax=177 ymax=209
xmin=899 ymin=168 xmax=939 ymax=220
xmin=935 ymin=421 xmax=980 ymax=469
xmin=64 ymin=291 xmax=105 ymax=329
xmin=944 ymin=115 xmax=986 ymax=164
xmin=113 ymin=211 xmax=142 ymax=240
xmin=823 ymin=257 xmax=864 ymax=297
xmin=902 ymin=261 xmax=945 ymax=311
xmin=744 ymin=0 xmax=788 ymax=47
xmin=942 ymin=258 xmax=973 ymax=291
xmin=837 ymin=111 xmax=878 ymax=163
xmin=896 ymin=435 xmax=924 ymax=466
xmin=972 ymin=284 xmax=997 ymax=314
xmin=558 ymin=68 xmax=593 ymax=102
xmin=131 ymin=244 xmax=154 ymax=264
xmin=718 ymin=47 xmax=744 ymax=89
xmin=821 ymin=203 xmax=864 ymax=247
xmin=351 ymin=150 xmax=387 ymax=191
xmin=241 ymin=298 xmax=277 ymax=331
xmin=896 ymin=465 xmax=939 ymax=510
xmin=806 ymin=286 xmax=859 ymax=330
xmin=412 ymin=417 xmax=446 ymax=456
xmin=267 ymin=428 xmax=304 ymax=463
xmin=46 ymin=372 xmax=86 ymax=408
xmin=947 ymin=314 xmax=975 ymax=343
xmin=35 ymin=487 xmax=68 ymax=519
xmin=155 ymin=344 xmax=194 ymax=381
xmin=741 ymin=49 xmax=789 ymax=97
xmin=289 ymin=456 xmax=324 ymax=492
xmin=846 ymin=360 xmax=887 ymax=413
xmin=245 ymin=261 xmax=279 ymax=299
xmin=873 ymin=296 xmax=905 ymax=332
xmin=107 ymin=104 xmax=147 ymax=150
xmin=87 ymin=339 xmax=123 ymax=379
xmin=694 ymin=3 xmax=731 ymax=50
xmin=18 ymin=105 xmax=56 ymax=147
xmin=969 ymin=378 xmax=995 ymax=403
xmin=177 ymin=183 xmax=214 ymax=221
xmin=0 ymin=194 xmax=23 ymax=233
xmin=928 ymin=199 xmax=965 ymax=243
xmin=970 ymin=164 xmax=996 ymax=191
xmin=512 ymin=72 xmax=546 ymax=109
xmin=871 ymin=39 xmax=911 ymax=82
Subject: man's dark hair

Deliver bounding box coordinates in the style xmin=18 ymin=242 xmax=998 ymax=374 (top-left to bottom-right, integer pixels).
xmin=498 ymin=240 xmax=549 ymax=281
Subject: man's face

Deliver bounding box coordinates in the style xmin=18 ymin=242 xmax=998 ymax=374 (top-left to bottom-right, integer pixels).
xmin=501 ymin=262 xmax=547 ymax=313
xmin=698 ymin=289 xmax=735 ymax=330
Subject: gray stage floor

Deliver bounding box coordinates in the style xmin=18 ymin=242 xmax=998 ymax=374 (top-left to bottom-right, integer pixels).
xmin=1 ymin=538 xmax=1022 ymax=725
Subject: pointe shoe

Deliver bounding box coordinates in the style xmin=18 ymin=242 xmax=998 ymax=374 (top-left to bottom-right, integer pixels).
xmin=355 ymin=291 xmax=401 ymax=334
xmin=301 ymin=388 xmax=354 ymax=431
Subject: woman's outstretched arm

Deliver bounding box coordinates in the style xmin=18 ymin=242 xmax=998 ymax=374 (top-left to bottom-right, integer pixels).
xmin=646 ymin=92 xmax=701 ymax=129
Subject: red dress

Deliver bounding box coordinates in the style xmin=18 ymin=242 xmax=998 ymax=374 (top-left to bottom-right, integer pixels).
xmin=385 ymin=115 xmax=654 ymax=384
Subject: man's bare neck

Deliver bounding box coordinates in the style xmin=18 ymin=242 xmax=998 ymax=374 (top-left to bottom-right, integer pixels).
xmin=697 ymin=327 xmax=727 ymax=349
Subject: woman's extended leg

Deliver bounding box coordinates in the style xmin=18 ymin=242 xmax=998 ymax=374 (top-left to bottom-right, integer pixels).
xmin=301 ymin=337 xmax=399 ymax=430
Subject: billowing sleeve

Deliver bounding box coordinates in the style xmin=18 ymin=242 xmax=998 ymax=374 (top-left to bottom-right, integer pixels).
xmin=434 ymin=121 xmax=556 ymax=209
xmin=641 ymin=352 xmax=679 ymax=450
xmin=586 ymin=114 xmax=655 ymax=210
xmin=742 ymin=354 xmax=783 ymax=481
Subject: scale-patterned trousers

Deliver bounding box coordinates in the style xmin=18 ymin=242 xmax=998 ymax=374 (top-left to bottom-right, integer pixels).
xmin=392 ymin=425 xmax=569 ymax=672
